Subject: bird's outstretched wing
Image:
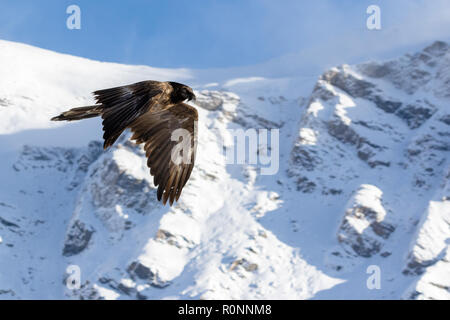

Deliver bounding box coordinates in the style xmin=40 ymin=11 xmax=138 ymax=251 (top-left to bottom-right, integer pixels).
xmin=94 ymin=81 xmax=169 ymax=149
xmin=129 ymin=103 xmax=198 ymax=205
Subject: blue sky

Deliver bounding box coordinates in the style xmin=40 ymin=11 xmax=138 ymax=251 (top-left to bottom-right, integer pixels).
xmin=1 ymin=0 xmax=450 ymax=72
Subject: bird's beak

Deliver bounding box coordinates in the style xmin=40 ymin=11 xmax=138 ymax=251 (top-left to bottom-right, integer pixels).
xmin=190 ymin=93 xmax=196 ymax=102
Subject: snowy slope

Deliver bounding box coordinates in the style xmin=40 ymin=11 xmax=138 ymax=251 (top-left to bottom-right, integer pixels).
xmin=0 ymin=39 xmax=448 ymax=300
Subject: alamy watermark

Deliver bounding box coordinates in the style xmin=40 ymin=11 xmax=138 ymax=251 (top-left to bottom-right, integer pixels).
xmin=171 ymin=124 xmax=280 ymax=175
xmin=366 ymin=5 xmax=381 ymax=30
xmin=221 ymin=128 xmax=279 ymax=176
xmin=366 ymin=265 xmax=381 ymax=290
xmin=66 ymin=5 xmax=81 ymax=30
xmin=66 ymin=264 xmax=81 ymax=290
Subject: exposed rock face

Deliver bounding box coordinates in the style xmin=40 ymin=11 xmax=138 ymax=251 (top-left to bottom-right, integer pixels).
xmin=403 ymin=198 xmax=450 ymax=299
xmin=290 ymin=147 xmax=321 ymax=172
xmin=358 ymin=41 xmax=450 ymax=96
xmin=395 ymin=101 xmax=437 ymax=129
xmin=62 ymin=140 xmax=163 ymax=254
xmin=195 ymin=90 xmax=225 ymax=111
xmin=440 ymin=114 xmax=450 ymax=125
xmin=321 ymin=68 xmax=376 ymax=98
xmin=288 ymin=42 xmax=450 ymax=298
xmin=337 ymin=185 xmax=395 ymax=258
xmin=0 ymin=97 xmax=11 ymax=107
xmin=402 ymin=169 xmax=450 ymax=300
xmin=14 ymin=141 xmax=103 ymax=190
xmin=0 ymin=216 xmax=20 ymax=229
xmin=404 ymin=247 xmax=450 ymax=300
xmin=127 ymin=261 xmax=169 ymax=289
xmin=88 ymin=150 xmax=159 ymax=216
xmin=290 ymin=41 xmax=450 ymax=190
xmin=63 ymin=220 xmax=94 ymax=256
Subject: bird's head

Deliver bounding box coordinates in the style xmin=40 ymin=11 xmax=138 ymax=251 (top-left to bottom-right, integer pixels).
xmin=169 ymin=82 xmax=196 ymax=103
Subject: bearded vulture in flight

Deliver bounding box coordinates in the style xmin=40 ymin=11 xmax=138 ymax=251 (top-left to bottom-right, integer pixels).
xmin=51 ymin=81 xmax=197 ymax=206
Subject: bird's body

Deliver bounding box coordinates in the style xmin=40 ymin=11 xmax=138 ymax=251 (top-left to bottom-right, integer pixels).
xmin=52 ymin=80 xmax=198 ymax=206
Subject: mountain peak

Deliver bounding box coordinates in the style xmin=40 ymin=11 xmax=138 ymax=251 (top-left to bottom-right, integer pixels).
xmin=423 ymin=40 xmax=449 ymax=57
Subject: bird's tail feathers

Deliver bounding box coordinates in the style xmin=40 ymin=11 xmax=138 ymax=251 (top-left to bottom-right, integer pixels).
xmin=51 ymin=105 xmax=103 ymax=121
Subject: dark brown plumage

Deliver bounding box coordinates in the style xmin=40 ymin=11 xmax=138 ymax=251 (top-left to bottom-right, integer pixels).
xmin=51 ymin=80 xmax=198 ymax=206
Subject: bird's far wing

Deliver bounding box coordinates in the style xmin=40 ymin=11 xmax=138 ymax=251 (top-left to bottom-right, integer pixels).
xmin=130 ymin=103 xmax=198 ymax=206
xmin=94 ymin=81 xmax=167 ymax=149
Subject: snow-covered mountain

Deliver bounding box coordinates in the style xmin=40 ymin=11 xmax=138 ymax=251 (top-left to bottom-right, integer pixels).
xmin=0 ymin=40 xmax=448 ymax=300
